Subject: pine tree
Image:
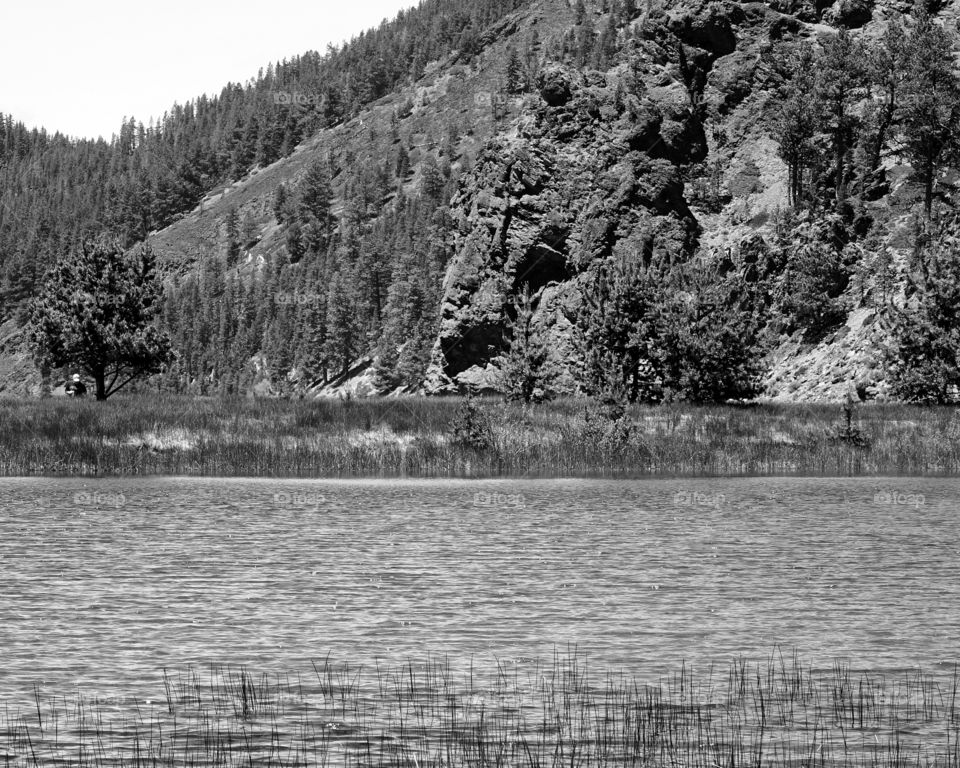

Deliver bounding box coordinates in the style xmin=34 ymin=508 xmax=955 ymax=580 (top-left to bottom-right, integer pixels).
xmin=774 ymin=214 xmax=854 ymax=339
xmin=230 ymin=114 xmax=259 ymax=178
xmin=298 ymin=160 xmax=332 ymax=223
xmin=293 ymin=264 xmax=328 ymax=387
xmin=28 ymin=241 xmax=174 ymax=400
xmin=395 ymin=145 xmax=411 ymax=186
xmin=577 ymin=249 xmax=664 ymax=405
xmin=297 ymin=159 xmax=333 ymax=255
xmin=860 ymin=22 xmax=908 ymax=191
xmin=527 ymin=28 xmax=542 ymax=73
xmin=653 ymin=263 xmax=765 ymax=403
xmin=815 ymin=27 xmax=868 ymax=204
xmin=497 ymin=284 xmax=556 ymax=403
xmin=593 ymin=12 xmax=619 ymax=70
xmin=505 ymin=46 xmax=527 ymax=94
xmin=896 ymin=1 xmax=960 ymax=216
xmin=776 ymin=45 xmax=822 ymax=209
xmin=419 ymin=154 xmax=447 ymax=203
xmin=374 ymin=264 xmax=415 ymax=390
xmin=225 ymin=207 xmax=241 ymax=263
xmin=575 ymin=0 xmax=587 ymax=25
xmin=324 ymin=269 xmax=362 ymax=378
xmin=286 ymin=219 xmax=305 ymax=263
xmin=577 ymin=246 xmax=766 ymax=404
xmin=575 ymin=19 xmax=596 ymax=68
xmin=273 ymin=183 xmax=290 ymax=224
xmin=887 ymin=215 xmax=960 ymax=402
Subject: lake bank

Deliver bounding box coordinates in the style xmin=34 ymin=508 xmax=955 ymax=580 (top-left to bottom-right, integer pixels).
xmin=2 ymin=395 xmax=959 ymax=477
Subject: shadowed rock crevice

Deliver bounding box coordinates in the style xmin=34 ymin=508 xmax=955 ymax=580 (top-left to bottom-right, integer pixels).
xmin=512 ymin=243 xmax=570 ymax=294
xmin=441 ymin=322 xmax=504 ymax=378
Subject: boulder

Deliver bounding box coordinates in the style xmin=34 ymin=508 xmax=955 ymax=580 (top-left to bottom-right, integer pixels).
xmin=830 ymin=0 xmax=874 ymax=26
xmin=668 ymin=1 xmax=740 ymax=57
xmin=537 ymin=65 xmax=578 ymax=107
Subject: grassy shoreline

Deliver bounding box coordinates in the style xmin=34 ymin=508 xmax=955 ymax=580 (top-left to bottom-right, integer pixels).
xmin=2 ymin=394 xmax=960 ymax=478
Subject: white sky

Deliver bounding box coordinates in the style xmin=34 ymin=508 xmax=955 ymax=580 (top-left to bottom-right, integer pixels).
xmin=0 ymin=0 xmax=418 ymax=141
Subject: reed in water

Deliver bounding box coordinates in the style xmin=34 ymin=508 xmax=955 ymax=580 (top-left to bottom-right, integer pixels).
xmin=2 ymin=650 xmax=959 ymax=768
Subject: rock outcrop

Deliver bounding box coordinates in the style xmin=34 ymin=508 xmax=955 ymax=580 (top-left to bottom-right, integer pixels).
xmin=425 ymin=59 xmax=705 ymax=392
xmin=423 ymin=0 xmax=928 ymax=402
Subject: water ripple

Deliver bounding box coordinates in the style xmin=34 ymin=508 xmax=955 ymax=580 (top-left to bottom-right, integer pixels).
xmin=0 ymin=476 xmax=958 ymax=707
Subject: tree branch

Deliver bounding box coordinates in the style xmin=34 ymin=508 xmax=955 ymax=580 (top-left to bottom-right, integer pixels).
xmin=104 ymin=372 xmax=140 ymax=398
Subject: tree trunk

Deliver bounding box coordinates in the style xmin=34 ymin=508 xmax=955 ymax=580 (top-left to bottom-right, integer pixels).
xmin=95 ymin=372 xmax=107 ymax=401
xmin=836 ymin=140 xmax=846 ymax=203
xmin=871 ymin=95 xmax=895 ymax=178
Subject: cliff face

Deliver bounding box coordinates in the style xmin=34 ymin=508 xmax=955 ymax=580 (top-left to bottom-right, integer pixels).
xmin=425 ymin=60 xmax=705 ymax=393
xmin=424 ymin=0 xmax=941 ymax=401
xmin=425 ymin=0 xmax=764 ymax=394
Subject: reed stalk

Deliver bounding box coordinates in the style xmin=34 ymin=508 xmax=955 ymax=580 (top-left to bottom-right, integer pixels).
xmin=3 ymin=652 xmax=959 ymax=768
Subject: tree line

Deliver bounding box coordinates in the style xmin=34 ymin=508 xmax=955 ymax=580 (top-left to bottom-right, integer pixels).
xmin=774 ymin=4 xmax=960 ymax=216
xmin=0 ymin=0 xmax=528 ymax=324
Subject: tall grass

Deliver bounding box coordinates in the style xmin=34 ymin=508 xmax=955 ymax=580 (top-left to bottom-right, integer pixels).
xmin=1 ymin=394 xmax=960 ymax=477
xmin=2 ymin=651 xmax=958 ymax=768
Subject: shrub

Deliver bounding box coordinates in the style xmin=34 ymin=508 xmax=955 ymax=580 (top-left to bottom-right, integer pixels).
xmin=450 ymin=395 xmax=494 ymax=450
xmin=886 ymin=216 xmax=960 ymax=403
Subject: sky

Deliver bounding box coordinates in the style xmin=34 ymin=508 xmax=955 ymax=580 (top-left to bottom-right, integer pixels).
xmin=0 ymin=0 xmax=418 ymax=141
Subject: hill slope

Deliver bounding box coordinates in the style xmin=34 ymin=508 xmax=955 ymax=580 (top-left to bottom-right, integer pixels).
xmin=2 ymin=0 xmax=957 ymax=401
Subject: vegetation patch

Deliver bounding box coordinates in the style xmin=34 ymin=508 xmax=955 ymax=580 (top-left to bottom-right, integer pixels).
xmin=2 ymin=395 xmax=959 ymax=477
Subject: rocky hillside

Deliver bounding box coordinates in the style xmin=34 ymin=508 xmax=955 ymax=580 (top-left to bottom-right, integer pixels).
xmin=423 ymin=0 xmax=956 ymax=401
xmin=2 ymin=0 xmax=955 ymax=401
xmin=423 ymin=60 xmax=703 ymax=393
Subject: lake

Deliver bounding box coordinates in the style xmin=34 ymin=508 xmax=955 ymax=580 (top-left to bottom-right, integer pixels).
xmin=1 ymin=476 xmax=957 ymax=766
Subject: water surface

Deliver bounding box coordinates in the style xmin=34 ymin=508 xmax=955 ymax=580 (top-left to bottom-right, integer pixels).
xmin=0 ymin=476 xmax=956 ymax=707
